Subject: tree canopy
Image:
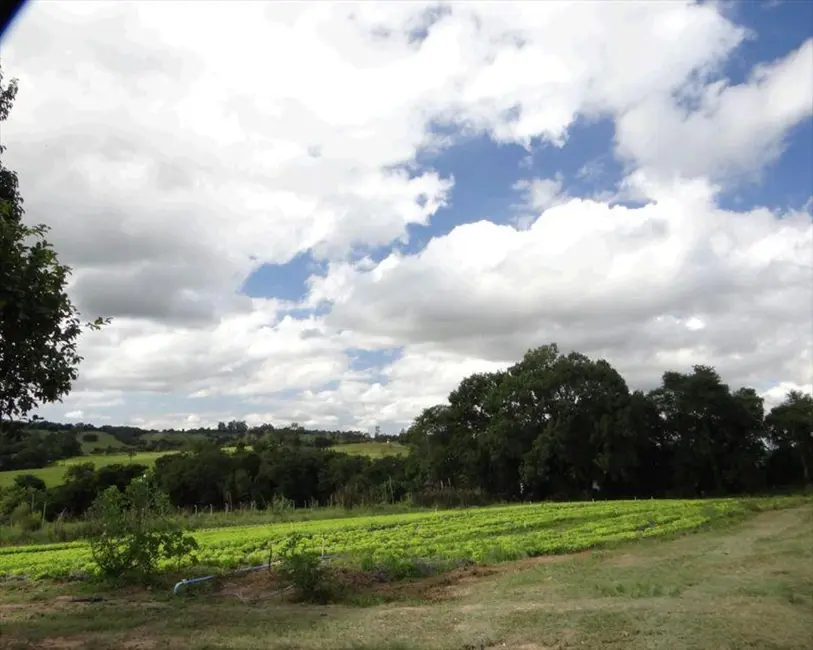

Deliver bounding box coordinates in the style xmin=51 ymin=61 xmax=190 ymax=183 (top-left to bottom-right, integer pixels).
xmin=0 ymin=64 xmax=105 ymax=429
xmin=405 ymin=344 xmax=810 ymax=500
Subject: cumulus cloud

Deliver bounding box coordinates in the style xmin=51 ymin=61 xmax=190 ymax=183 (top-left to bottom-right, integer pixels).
xmin=315 ymin=182 xmax=813 ymax=389
xmin=1 ymin=1 xmax=810 ymax=430
xmin=616 ymin=38 xmax=813 ymax=183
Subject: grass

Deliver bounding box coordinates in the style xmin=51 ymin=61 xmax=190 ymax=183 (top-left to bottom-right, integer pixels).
xmin=334 ymin=441 xmax=408 ymax=458
xmin=0 ymin=451 xmax=174 ymax=488
xmin=0 ymin=504 xmax=810 ymax=649
xmin=140 ymin=432 xmax=207 ymax=444
xmin=76 ymin=430 xmax=128 ymax=453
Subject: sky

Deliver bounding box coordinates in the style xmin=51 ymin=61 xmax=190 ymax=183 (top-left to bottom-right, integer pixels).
xmin=0 ymin=0 xmax=811 ymax=433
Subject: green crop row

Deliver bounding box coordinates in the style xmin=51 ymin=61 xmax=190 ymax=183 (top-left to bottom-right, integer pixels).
xmin=0 ymin=496 xmax=806 ymax=580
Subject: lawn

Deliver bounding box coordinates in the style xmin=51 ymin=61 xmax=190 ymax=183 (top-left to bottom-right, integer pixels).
xmin=0 ymin=451 xmax=174 ymax=488
xmin=0 ymin=503 xmax=810 ymax=649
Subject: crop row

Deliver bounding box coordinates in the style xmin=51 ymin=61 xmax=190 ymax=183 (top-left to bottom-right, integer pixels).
xmin=0 ymin=496 xmax=802 ymax=579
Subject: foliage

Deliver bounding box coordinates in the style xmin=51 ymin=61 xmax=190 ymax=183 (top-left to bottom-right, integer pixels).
xmin=9 ymin=502 xmax=40 ymax=532
xmin=1 ymin=342 xmax=810 ymax=521
xmin=0 ymin=429 xmax=81 ymax=471
xmin=767 ymin=391 xmax=813 ymax=485
xmin=276 ymin=532 xmax=333 ymax=603
xmin=86 ymin=477 xmax=198 ymax=581
xmin=0 ymin=64 xmax=108 ymax=430
xmin=2 ymin=495 xmax=808 ymax=580
xmin=406 ymin=344 xmax=811 ymax=500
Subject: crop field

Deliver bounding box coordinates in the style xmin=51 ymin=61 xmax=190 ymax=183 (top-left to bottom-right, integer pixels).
xmin=0 ymin=451 xmax=173 ymax=488
xmin=0 ymin=496 xmax=803 ymax=580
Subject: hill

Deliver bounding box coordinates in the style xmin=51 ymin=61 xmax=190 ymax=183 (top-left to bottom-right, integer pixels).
xmin=335 ymin=441 xmax=407 ymax=458
xmin=76 ymin=430 xmax=129 ymax=453
xmin=0 ymin=451 xmax=172 ymax=488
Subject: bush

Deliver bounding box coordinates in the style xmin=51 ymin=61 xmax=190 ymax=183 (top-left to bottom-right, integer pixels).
xmin=277 ymin=533 xmax=333 ymax=603
xmin=82 ymin=433 xmax=99 ymax=443
xmin=88 ymin=477 xmax=198 ymax=582
xmin=10 ymin=502 xmax=41 ymax=532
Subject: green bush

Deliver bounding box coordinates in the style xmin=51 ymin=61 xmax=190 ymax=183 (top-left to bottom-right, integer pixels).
xmin=82 ymin=432 xmax=99 ymax=443
xmin=277 ymin=533 xmax=333 ymax=603
xmin=10 ymin=502 xmax=41 ymax=532
xmin=88 ymin=477 xmax=198 ymax=582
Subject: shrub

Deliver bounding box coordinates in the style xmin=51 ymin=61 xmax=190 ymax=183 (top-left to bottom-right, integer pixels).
xmin=88 ymin=477 xmax=198 ymax=582
xmin=82 ymin=433 xmax=99 ymax=443
xmin=270 ymin=494 xmax=294 ymax=515
xmin=277 ymin=533 xmax=333 ymax=603
xmin=10 ymin=502 xmax=41 ymax=532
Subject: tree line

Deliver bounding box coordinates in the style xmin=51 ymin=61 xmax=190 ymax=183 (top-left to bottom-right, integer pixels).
xmin=404 ymin=344 xmax=811 ymax=501
xmin=2 ymin=343 xmax=810 ymax=531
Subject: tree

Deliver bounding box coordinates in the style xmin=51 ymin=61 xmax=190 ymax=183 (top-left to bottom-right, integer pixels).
xmin=88 ymin=476 xmax=198 ymax=581
xmin=0 ymin=64 xmax=107 ymax=429
xmin=767 ymin=391 xmax=813 ymax=485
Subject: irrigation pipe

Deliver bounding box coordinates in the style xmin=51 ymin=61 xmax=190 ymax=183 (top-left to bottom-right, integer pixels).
xmin=173 ymin=561 xmax=279 ymax=596
xmin=172 ymin=553 xmax=344 ymax=596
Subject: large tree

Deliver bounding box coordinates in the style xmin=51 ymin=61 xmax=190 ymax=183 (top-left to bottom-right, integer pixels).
xmin=767 ymin=391 xmax=813 ymax=485
xmin=0 ymin=65 xmax=105 ymax=429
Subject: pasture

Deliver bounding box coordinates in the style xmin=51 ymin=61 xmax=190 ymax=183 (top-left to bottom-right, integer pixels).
xmin=334 ymin=440 xmax=408 ymax=458
xmin=76 ymin=430 xmax=128 ymax=453
xmin=0 ymin=441 xmax=404 ymax=489
xmin=0 ymin=451 xmax=172 ymax=488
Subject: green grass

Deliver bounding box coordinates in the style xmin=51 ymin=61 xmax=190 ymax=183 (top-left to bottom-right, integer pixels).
xmin=0 ymin=504 xmax=810 ymax=649
xmin=76 ymin=430 xmax=128 ymax=453
xmin=0 ymin=451 xmax=174 ymax=488
xmin=334 ymin=441 xmax=408 ymax=458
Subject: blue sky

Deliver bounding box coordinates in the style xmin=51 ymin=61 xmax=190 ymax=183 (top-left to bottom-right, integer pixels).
xmin=1 ymin=0 xmax=811 ymax=431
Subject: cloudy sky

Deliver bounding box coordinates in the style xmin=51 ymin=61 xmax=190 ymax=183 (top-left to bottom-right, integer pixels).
xmin=1 ymin=0 xmax=811 ymax=433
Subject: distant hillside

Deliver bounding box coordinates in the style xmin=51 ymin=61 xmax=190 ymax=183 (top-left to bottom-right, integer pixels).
xmin=0 ymin=451 xmax=172 ymax=488
xmin=335 ymin=441 xmax=407 ymax=458
xmin=76 ymin=430 xmax=129 ymax=453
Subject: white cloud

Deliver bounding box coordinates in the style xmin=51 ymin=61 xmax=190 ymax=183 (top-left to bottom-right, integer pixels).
xmin=513 ymin=175 xmax=566 ymax=213
xmin=315 ymin=184 xmax=813 ymax=390
xmin=615 ymin=38 xmax=813 ymax=184
xmin=1 ymin=1 xmax=810 ymax=431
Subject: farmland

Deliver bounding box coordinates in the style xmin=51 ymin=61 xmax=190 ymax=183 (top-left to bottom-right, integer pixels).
xmin=0 ymin=496 xmax=805 ymax=580
xmin=0 ymin=441 xmax=405 ymax=489
xmin=0 ymin=451 xmax=172 ymax=488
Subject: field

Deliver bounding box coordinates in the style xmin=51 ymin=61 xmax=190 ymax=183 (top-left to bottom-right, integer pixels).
xmin=334 ymin=441 xmax=408 ymax=458
xmin=0 ymin=496 xmax=805 ymax=580
xmin=76 ymin=430 xmax=129 ymax=453
xmin=0 ymin=451 xmax=172 ymax=488
xmin=0 ymin=442 xmax=405 ymax=489
xmin=0 ymin=501 xmax=811 ymax=649
xmin=139 ymin=431 xmax=207 ymax=444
